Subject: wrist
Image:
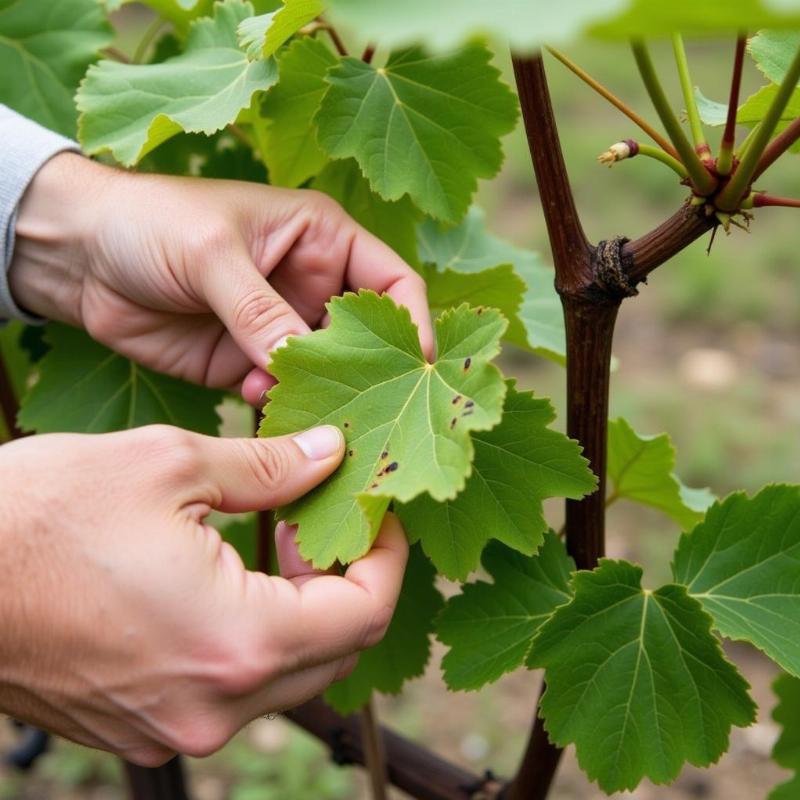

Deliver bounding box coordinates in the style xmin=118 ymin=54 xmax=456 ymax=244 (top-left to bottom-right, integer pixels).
xmin=8 ymin=153 xmax=114 ymax=326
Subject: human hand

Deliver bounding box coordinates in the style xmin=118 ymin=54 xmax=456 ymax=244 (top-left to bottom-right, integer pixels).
xmin=0 ymin=424 xmax=408 ymax=766
xmin=8 ymin=153 xmax=433 ymax=404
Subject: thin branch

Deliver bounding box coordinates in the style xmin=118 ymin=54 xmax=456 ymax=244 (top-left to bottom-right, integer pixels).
xmin=717 ymin=34 xmax=748 ymax=176
xmin=360 ymin=697 xmax=388 ymax=800
xmin=753 ymin=116 xmax=800 ymax=180
xmin=286 ymin=698 xmax=503 ymax=800
xmin=546 ymin=46 xmax=679 ymax=159
xmin=717 ymin=44 xmax=800 ymax=210
xmin=631 ymin=41 xmax=717 ymax=195
xmin=623 ymin=202 xmax=715 ymax=284
xmin=511 ymin=54 xmax=592 ymax=294
xmin=671 ymin=34 xmax=709 ymax=158
xmin=254 ymin=410 xmax=275 ymax=575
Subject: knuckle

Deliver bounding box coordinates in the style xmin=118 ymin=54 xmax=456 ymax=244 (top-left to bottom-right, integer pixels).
xmin=244 ymin=440 xmax=291 ymax=491
xmin=170 ymin=718 xmax=232 ymax=759
xmin=304 ymin=189 xmax=343 ymax=218
xmin=186 ymin=221 xmax=233 ymax=265
xmin=135 ymin=426 xmax=202 ymax=476
xmin=232 ymin=290 xmax=295 ymax=341
xmin=203 ymin=628 xmax=278 ymax=696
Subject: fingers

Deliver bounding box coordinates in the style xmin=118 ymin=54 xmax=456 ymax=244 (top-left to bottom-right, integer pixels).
xmin=268 ymin=514 xmax=409 ymax=669
xmin=275 ymin=522 xmax=338 ymax=587
xmin=202 ymin=244 xmax=310 ymax=372
xmin=189 ymin=427 xmax=344 ymax=513
xmin=241 ymin=367 xmax=275 ymax=407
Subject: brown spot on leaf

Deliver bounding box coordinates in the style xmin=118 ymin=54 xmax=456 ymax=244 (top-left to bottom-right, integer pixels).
xmin=452 ymin=395 xmax=462 ymax=405
xmin=386 ymin=461 xmax=398 ymax=473
xmin=465 ymin=400 xmax=474 ymax=409
xmin=450 ymin=417 xmax=457 ymax=429
xmin=381 ymin=450 xmax=388 ymax=460
xmin=348 ymin=449 xmax=354 ymax=457
xmin=343 ymin=421 xmax=350 ymax=428
xmin=464 ymin=357 xmax=471 ymax=371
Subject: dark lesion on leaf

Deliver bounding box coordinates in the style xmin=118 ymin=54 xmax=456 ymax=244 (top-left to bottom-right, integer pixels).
xmin=348 ymin=449 xmax=354 ymax=457
xmin=452 ymin=394 xmax=462 ymax=405
xmin=450 ymin=417 xmax=458 ymax=429
xmin=464 ymin=400 xmax=474 ymax=409
xmin=463 ymin=357 xmax=472 ymax=371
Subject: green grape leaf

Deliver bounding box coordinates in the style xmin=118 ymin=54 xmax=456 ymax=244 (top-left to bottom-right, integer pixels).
xmin=312 ymin=160 xmax=420 ymax=267
xmin=324 ymin=544 xmax=443 ymax=714
xmin=397 ymin=384 xmax=595 ymax=580
xmin=738 ymin=85 xmax=800 ymax=153
xmin=18 ymin=324 xmax=222 ymax=435
xmin=417 ymin=208 xmax=565 ymax=362
xmin=259 ymin=290 xmax=507 ymax=568
xmin=77 ymin=0 xmax=278 ymax=166
xmin=422 ymin=263 xmax=526 ymax=342
xmin=324 ymin=0 xmax=627 ymax=52
xmin=259 ymin=36 xmax=336 ymax=187
xmin=238 ymin=0 xmax=323 ymax=59
xmin=325 ymin=0 xmax=800 ymax=52
xmin=693 ymin=87 xmax=729 ymax=127
xmin=0 ymin=0 xmax=112 ymax=136
xmin=220 ymin=515 xmax=257 ymax=570
xmin=590 ymin=2 xmax=800 ymax=38
xmin=673 ymin=485 xmax=800 ymax=677
xmin=770 ymin=673 xmax=800 ymax=799
xmin=749 ymin=30 xmax=800 ymax=85
xmin=607 ymin=417 xmax=714 ymax=529
xmin=315 ymin=46 xmax=519 ymax=223
xmin=529 ymin=559 xmax=756 ymax=794
xmin=436 ymin=533 xmax=574 ymax=691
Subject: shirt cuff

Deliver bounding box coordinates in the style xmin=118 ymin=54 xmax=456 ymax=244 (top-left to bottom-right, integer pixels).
xmin=0 ymin=105 xmax=81 ymax=325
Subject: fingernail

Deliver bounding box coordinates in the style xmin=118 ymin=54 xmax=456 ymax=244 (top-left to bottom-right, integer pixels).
xmin=293 ymin=426 xmax=343 ymax=460
xmin=265 ymin=335 xmax=292 ymax=368
xmin=271 ymin=335 xmax=291 ymax=353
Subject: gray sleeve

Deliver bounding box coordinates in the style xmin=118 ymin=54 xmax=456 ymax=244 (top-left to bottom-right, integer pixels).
xmin=0 ymin=105 xmax=81 ymax=325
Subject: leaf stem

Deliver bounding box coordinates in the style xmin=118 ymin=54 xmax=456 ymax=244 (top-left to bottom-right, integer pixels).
xmin=749 ymin=192 xmax=800 ymax=208
xmin=671 ymin=34 xmax=709 ymax=159
xmin=546 ymin=46 xmax=680 ymax=159
xmin=362 ymin=43 xmax=376 ymax=64
xmin=631 ymin=40 xmax=717 ymax=195
xmin=100 ymin=46 xmax=131 ymax=63
xmin=227 ymin=123 xmax=255 ymax=151
xmin=717 ymin=44 xmax=800 ymax=211
xmin=599 ymin=140 xmax=689 ymax=179
xmin=132 ymin=16 xmax=165 ymax=64
xmin=360 ymin=697 xmax=388 ymax=800
xmin=753 ymin=116 xmax=800 ymax=180
xmin=717 ymin=34 xmax=748 ymax=176
xmin=320 ymin=20 xmax=348 ymax=56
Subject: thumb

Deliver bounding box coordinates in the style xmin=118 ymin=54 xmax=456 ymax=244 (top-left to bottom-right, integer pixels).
xmin=193 ymin=426 xmax=345 ymax=513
